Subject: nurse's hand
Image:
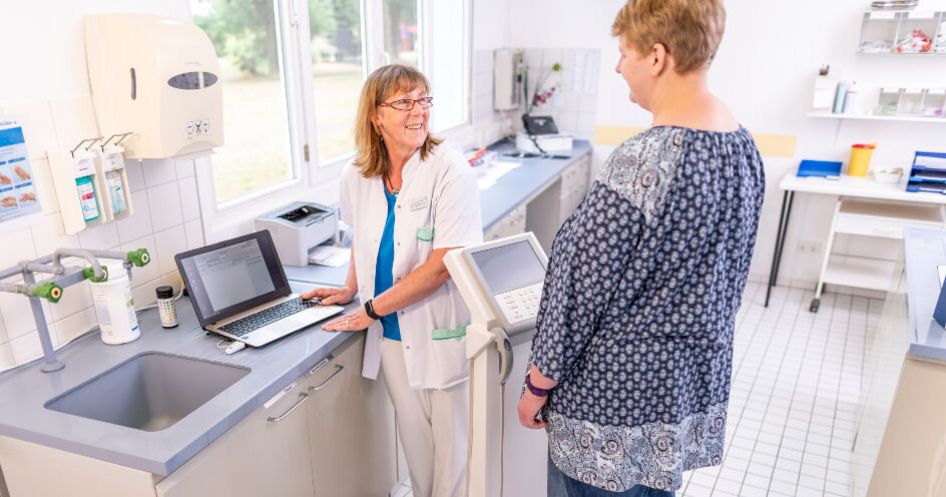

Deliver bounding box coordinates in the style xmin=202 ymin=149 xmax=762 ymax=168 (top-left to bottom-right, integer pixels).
xmin=300 ymin=286 xmax=355 ymax=305
xmin=518 ymin=391 xmax=548 ymax=429
xmin=322 ymin=309 xmax=373 ymax=332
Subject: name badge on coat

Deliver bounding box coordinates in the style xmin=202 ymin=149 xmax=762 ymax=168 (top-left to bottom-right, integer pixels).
xmin=408 ymin=196 xmax=429 ymax=212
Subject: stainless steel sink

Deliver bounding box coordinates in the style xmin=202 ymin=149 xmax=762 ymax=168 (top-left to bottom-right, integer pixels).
xmin=45 ymin=352 xmax=250 ymax=432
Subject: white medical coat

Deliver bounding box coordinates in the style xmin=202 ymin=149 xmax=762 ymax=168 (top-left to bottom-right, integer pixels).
xmin=340 ymin=146 xmax=483 ymax=390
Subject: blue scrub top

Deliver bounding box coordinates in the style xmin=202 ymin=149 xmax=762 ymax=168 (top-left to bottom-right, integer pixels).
xmin=375 ymin=187 xmax=401 ymax=341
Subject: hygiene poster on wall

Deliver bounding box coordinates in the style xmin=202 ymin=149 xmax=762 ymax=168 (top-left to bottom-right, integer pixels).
xmin=0 ymin=119 xmax=41 ymax=223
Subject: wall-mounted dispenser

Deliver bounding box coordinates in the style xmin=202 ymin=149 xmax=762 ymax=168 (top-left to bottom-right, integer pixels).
xmin=494 ymin=48 xmax=522 ymax=111
xmin=49 ymin=139 xmax=108 ymax=235
xmin=94 ymin=133 xmax=134 ymax=222
xmin=83 ymin=14 xmax=224 ymax=159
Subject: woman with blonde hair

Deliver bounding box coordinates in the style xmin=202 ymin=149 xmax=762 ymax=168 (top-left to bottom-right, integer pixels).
xmin=302 ymin=64 xmax=481 ymax=497
xmin=517 ymin=0 xmax=765 ymax=496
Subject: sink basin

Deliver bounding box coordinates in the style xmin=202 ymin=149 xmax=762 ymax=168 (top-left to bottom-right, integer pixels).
xmin=45 ymin=352 xmax=250 ymax=432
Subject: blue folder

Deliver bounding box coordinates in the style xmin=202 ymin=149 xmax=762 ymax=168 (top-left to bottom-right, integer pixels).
xmin=797 ymin=160 xmax=842 ymax=178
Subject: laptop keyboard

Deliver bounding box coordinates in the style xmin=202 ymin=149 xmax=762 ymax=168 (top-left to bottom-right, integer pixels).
xmin=220 ymin=298 xmax=321 ymax=337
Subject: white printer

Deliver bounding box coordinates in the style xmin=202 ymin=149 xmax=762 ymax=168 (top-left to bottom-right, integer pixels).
xmin=255 ymin=202 xmax=338 ymax=266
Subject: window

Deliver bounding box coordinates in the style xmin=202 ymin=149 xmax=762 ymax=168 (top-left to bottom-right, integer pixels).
xmin=191 ymin=0 xmax=301 ymax=204
xmin=190 ymin=0 xmax=470 ymax=211
xmin=382 ymin=0 xmax=419 ymax=67
xmin=309 ymin=0 xmax=365 ymax=163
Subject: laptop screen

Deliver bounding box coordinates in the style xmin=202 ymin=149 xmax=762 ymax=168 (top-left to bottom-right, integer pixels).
xmin=175 ymin=230 xmax=291 ymax=327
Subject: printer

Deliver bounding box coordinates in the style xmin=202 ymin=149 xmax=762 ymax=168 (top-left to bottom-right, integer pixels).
xmin=255 ymin=202 xmax=338 ymax=266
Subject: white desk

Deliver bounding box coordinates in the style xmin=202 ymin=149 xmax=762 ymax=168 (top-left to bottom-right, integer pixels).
xmin=766 ymin=174 xmax=946 ymax=308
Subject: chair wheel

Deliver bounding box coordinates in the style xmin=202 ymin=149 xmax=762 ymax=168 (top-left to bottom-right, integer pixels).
xmin=809 ymin=298 xmax=820 ymax=313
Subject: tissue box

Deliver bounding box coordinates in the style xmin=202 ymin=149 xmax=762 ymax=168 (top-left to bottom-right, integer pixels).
xmin=515 ymin=132 xmax=573 ymax=154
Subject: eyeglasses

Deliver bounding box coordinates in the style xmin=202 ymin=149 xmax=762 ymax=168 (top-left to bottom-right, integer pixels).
xmin=379 ymin=96 xmax=434 ymax=111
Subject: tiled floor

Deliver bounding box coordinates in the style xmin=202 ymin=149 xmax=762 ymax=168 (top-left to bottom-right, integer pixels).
xmin=396 ymin=282 xmax=880 ymax=497
xmin=680 ymin=282 xmax=880 ymax=497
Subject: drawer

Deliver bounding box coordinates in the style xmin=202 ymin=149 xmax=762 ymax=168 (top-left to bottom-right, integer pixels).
xmin=560 ymin=156 xmax=591 ymax=194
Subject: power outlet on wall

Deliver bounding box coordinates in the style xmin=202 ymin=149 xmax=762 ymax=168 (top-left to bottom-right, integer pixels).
xmin=797 ymin=241 xmax=821 ymax=254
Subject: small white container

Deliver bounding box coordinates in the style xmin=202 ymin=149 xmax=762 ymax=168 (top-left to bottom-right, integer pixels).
xmin=874 ymin=167 xmax=904 ymax=184
xmin=90 ymin=262 xmax=140 ymax=345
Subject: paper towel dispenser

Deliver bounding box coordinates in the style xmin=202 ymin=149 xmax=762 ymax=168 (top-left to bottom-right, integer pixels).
xmin=84 ymin=14 xmax=224 ymax=159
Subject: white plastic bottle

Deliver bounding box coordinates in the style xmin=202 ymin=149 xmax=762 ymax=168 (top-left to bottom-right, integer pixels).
xmin=90 ymin=262 xmax=140 ymax=345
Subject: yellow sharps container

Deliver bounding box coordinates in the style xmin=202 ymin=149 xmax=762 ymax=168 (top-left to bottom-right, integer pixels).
xmin=848 ymin=143 xmax=877 ymax=177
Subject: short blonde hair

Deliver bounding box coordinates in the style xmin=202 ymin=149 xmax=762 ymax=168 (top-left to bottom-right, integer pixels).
xmin=611 ymin=0 xmax=726 ymax=74
xmin=354 ymin=65 xmax=442 ymax=178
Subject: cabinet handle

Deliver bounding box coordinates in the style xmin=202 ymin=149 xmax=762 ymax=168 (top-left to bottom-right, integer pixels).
xmin=307 ymin=356 xmax=332 ymax=376
xmin=308 ymin=364 xmax=344 ymax=392
xmin=267 ymin=392 xmax=310 ymax=422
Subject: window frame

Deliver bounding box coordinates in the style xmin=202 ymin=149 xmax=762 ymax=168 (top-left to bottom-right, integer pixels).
xmin=194 ymin=0 xmax=472 ymax=242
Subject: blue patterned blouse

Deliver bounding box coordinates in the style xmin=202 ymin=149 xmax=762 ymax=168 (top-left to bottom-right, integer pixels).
xmin=530 ymin=126 xmax=765 ymax=492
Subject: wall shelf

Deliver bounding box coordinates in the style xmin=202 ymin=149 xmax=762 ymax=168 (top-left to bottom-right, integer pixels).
xmin=807 ymin=112 xmax=946 ymax=123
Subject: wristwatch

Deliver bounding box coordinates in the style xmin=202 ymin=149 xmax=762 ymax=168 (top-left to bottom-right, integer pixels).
xmin=525 ymin=373 xmax=551 ymax=397
xmin=364 ymin=299 xmax=382 ymax=320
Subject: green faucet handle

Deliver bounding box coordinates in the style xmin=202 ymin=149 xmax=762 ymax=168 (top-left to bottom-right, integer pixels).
xmin=127 ymin=249 xmax=151 ymax=267
xmin=83 ymin=265 xmax=109 ymax=282
xmin=35 ymin=283 xmax=64 ymax=303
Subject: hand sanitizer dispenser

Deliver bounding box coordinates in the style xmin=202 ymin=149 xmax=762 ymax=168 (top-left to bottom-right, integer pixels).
xmin=84 ymin=14 xmax=224 ymax=159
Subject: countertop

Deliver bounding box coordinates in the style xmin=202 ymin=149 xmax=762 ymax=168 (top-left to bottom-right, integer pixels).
xmin=0 ymin=281 xmax=359 ymax=476
xmin=904 ymin=228 xmax=946 ymax=362
xmin=0 ymin=138 xmax=593 ymax=477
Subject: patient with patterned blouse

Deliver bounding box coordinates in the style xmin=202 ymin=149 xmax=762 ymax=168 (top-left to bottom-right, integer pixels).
xmin=516 ymin=1 xmax=766 ymax=496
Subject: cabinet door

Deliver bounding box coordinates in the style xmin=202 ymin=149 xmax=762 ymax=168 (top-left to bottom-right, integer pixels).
xmin=305 ymin=335 xmax=398 ymax=497
xmin=156 ymin=382 xmax=314 ymax=497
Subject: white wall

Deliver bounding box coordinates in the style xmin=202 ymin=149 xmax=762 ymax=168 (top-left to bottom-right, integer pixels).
xmin=504 ymin=0 xmax=946 ymax=288
xmin=0 ymin=0 xmax=197 ymax=370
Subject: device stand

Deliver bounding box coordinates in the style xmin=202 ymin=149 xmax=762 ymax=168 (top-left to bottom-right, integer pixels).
xmin=466 ymin=321 xmax=504 ymax=497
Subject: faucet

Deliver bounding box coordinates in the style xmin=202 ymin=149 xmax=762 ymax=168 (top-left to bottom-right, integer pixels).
xmin=0 ymin=247 xmax=151 ymax=373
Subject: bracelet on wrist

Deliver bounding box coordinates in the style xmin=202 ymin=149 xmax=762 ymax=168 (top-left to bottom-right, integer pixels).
xmin=525 ymin=373 xmax=551 ymax=397
xmin=364 ymin=299 xmax=382 ymax=320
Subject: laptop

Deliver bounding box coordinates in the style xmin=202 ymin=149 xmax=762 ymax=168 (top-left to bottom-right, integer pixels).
xmin=175 ymin=230 xmax=344 ymax=347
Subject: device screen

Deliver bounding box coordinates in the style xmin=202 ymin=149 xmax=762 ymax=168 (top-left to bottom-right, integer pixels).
xmin=177 ymin=232 xmax=289 ymax=324
xmin=470 ymin=240 xmax=546 ymax=295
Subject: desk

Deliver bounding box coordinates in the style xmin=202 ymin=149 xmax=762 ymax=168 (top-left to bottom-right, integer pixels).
xmin=765 ymin=174 xmax=946 ymax=308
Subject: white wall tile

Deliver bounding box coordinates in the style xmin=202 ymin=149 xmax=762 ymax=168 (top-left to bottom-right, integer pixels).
xmin=0 ymin=342 xmax=15 ymax=370
xmin=184 ymin=219 xmax=204 ymax=250
xmin=142 ymin=158 xmax=177 ymax=187
xmin=49 ymin=281 xmax=92 ymax=322
xmin=77 ymin=221 xmax=120 ymax=250
xmin=0 ymin=291 xmax=40 ymax=342
xmin=175 ymin=158 xmax=195 ymax=179
xmin=131 ymin=276 xmax=161 ymax=309
xmin=121 ymin=234 xmax=160 ymax=285
xmin=124 ymin=159 xmax=145 ymax=192
xmin=147 ymin=181 xmax=184 ymax=233
xmin=154 ymin=225 xmax=188 ymax=275
xmin=0 ymin=227 xmax=37 ymax=268
xmin=53 ymin=308 xmax=97 ymax=346
xmin=178 ymin=176 xmax=200 ymax=222
xmin=9 ymin=330 xmax=42 ymax=364
xmin=30 ymin=213 xmax=77 ymax=256
xmin=116 ymin=190 xmax=153 ymax=244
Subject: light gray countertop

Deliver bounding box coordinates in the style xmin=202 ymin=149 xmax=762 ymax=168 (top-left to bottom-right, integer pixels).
xmin=0 ymin=281 xmax=358 ymax=476
xmin=904 ymin=228 xmax=946 ymax=362
xmin=0 ymin=138 xmax=593 ymax=477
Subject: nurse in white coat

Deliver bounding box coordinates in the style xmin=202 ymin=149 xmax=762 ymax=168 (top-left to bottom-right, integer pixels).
xmin=301 ymin=64 xmax=482 ymax=497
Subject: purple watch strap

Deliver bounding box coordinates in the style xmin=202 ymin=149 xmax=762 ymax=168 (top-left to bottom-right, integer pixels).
xmin=525 ymin=374 xmax=550 ymax=397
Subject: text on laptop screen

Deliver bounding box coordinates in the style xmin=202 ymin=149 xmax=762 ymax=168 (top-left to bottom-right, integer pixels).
xmin=470 ymin=240 xmax=546 ymax=295
xmin=191 ymin=239 xmax=276 ymax=313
